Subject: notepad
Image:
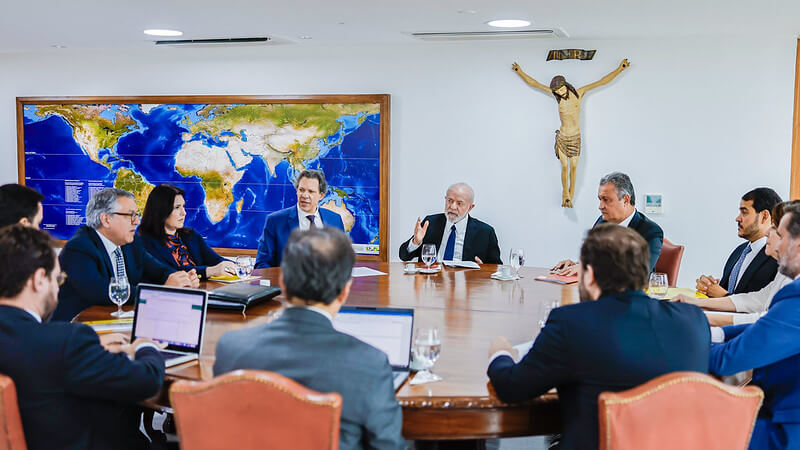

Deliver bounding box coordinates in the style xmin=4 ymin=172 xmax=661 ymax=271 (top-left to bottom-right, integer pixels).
xmin=645 ymin=287 xmax=709 ymax=299
xmin=442 ymin=260 xmax=480 ymax=269
xmin=209 ymin=275 xmax=260 ymax=283
xmin=535 ymin=274 xmax=578 ymax=284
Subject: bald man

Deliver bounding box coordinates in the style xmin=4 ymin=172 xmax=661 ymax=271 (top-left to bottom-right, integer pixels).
xmin=399 ymin=183 xmax=502 ymax=264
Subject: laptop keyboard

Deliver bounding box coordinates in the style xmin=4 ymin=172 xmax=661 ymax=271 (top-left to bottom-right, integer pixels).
xmin=160 ymin=350 xmax=187 ymax=361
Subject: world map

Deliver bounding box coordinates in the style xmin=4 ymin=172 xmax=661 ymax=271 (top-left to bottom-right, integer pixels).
xmin=21 ymin=102 xmax=382 ymax=254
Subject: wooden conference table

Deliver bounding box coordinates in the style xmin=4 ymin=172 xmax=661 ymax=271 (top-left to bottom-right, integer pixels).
xmin=76 ymin=262 xmax=578 ymax=440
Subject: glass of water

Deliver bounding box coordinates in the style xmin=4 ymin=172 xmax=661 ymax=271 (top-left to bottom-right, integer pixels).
xmin=509 ymin=248 xmax=525 ymax=278
xmin=421 ymin=244 xmax=437 ymax=271
xmin=413 ymin=327 xmax=442 ymax=382
xmin=108 ymin=276 xmax=130 ymax=318
xmin=236 ymin=256 xmax=253 ymax=279
xmin=649 ymin=272 xmax=669 ymax=299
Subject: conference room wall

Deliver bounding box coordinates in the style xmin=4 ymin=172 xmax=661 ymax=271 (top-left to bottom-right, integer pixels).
xmin=0 ymin=36 xmax=793 ymax=287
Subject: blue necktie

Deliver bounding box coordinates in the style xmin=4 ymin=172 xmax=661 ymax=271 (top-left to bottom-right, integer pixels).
xmin=728 ymin=244 xmax=752 ymax=292
xmin=443 ymin=225 xmax=456 ymax=260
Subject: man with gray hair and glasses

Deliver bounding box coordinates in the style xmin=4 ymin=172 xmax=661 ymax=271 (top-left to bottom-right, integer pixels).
xmin=552 ymin=172 xmax=663 ymax=276
xmin=53 ymin=188 xmax=198 ymax=321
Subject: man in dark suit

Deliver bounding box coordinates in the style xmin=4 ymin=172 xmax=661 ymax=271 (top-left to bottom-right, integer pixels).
xmin=553 ymin=172 xmax=663 ymax=276
xmin=215 ymin=227 xmax=404 ymax=450
xmin=696 ymin=187 xmax=782 ymax=298
xmin=488 ymin=224 xmax=709 ymax=450
xmin=0 ymin=225 xmax=166 ymax=450
xmin=399 ymin=182 xmax=501 ymax=264
xmin=53 ymin=188 xmax=198 ymax=321
xmin=0 ymin=183 xmax=44 ymax=228
xmin=708 ymin=203 xmax=800 ymax=449
xmin=255 ymin=169 xmax=345 ymax=268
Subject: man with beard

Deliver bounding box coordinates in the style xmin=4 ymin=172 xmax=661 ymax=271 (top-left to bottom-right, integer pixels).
xmin=696 ymin=187 xmax=782 ymax=298
xmin=511 ymin=59 xmax=629 ymax=207
xmin=0 ymin=225 xmax=165 ymax=450
xmin=708 ymin=203 xmax=800 ymax=449
xmin=486 ymin=224 xmax=709 ymax=450
xmin=399 ymin=182 xmax=501 ymax=264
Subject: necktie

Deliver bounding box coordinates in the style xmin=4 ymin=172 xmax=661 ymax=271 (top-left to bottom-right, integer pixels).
xmin=307 ymin=215 xmax=316 ymax=229
xmin=728 ymin=244 xmax=752 ymax=292
xmin=443 ymin=225 xmax=456 ymax=260
xmin=113 ymin=247 xmax=127 ymax=280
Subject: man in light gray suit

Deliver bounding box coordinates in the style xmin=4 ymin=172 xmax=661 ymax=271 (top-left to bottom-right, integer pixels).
xmin=213 ymin=227 xmax=404 ymax=450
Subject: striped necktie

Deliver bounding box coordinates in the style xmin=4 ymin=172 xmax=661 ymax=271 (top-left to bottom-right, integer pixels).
xmin=113 ymin=247 xmax=127 ymax=280
xmin=728 ymin=244 xmax=752 ymax=292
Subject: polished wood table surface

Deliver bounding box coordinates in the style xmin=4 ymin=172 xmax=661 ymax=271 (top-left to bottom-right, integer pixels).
xmin=76 ymin=262 xmax=579 ymax=440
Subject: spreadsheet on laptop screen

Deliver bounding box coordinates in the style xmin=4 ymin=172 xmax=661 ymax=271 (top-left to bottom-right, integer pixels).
xmin=134 ymin=288 xmax=205 ymax=348
xmin=333 ymin=309 xmax=413 ymax=367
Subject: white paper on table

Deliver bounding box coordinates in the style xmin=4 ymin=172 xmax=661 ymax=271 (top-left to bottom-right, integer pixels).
xmin=351 ymin=267 xmax=388 ymax=277
xmin=512 ymin=340 xmax=534 ymax=362
xmin=442 ymin=260 xmax=480 ymax=269
xmin=705 ymin=311 xmax=750 ymax=317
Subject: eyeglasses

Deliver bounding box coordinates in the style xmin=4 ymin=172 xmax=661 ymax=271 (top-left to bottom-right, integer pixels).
xmin=56 ymin=272 xmax=67 ymax=287
xmin=112 ymin=212 xmax=142 ymax=224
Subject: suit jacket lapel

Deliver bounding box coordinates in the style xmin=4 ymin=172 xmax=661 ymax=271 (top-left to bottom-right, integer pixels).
xmin=736 ymin=246 xmax=767 ymax=293
xmin=285 ymin=207 xmax=299 ymax=238
xmin=426 ymin=214 xmax=447 ymax=252
xmin=87 ymin=227 xmax=115 ymax=277
xmin=628 ymin=211 xmax=643 ymax=231
xmin=463 ymin=216 xmax=477 ymax=260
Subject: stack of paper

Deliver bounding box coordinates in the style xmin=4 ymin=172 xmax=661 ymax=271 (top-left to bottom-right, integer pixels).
xmin=84 ymin=318 xmax=133 ymax=334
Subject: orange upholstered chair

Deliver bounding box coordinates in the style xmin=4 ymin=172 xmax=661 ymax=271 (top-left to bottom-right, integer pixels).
xmin=655 ymin=238 xmax=685 ymax=287
xmin=598 ymin=371 xmax=763 ymax=450
xmin=0 ymin=373 xmax=27 ymax=450
xmin=170 ymin=370 xmax=342 ymax=450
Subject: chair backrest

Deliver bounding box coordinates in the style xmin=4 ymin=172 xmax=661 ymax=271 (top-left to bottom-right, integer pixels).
xmin=598 ymin=371 xmax=763 ymax=450
xmin=0 ymin=374 xmax=27 ymax=450
xmin=655 ymin=238 xmax=685 ymax=287
xmin=170 ymin=369 xmax=342 ymax=450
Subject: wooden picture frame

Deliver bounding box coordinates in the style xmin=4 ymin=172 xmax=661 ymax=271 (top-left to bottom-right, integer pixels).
xmin=16 ymin=94 xmax=390 ymax=262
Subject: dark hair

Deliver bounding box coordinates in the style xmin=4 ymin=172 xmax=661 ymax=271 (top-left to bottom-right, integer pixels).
xmin=742 ymin=187 xmax=782 ymax=215
xmin=0 ymin=225 xmax=55 ymax=298
xmin=296 ymin=169 xmax=328 ymax=195
xmin=580 ymin=224 xmax=650 ymax=295
xmin=281 ymin=227 xmax=355 ymax=305
xmin=782 ymin=203 xmax=800 ymax=240
xmin=140 ymin=184 xmax=188 ymax=243
xmin=549 ymin=75 xmax=579 ymax=103
xmin=599 ymin=172 xmax=636 ymax=206
xmin=772 ymin=200 xmax=800 ymax=227
xmin=0 ymin=184 xmax=44 ymax=228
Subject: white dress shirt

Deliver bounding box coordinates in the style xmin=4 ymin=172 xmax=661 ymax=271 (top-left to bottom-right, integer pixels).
xmin=24 ymin=308 xmax=42 ymax=323
xmin=731 ymin=236 xmax=767 ymax=290
xmin=297 ymin=204 xmax=323 ymax=230
xmin=95 ymin=228 xmax=126 ymax=279
xmin=618 ymin=209 xmax=636 ymax=228
xmin=729 ymin=272 xmax=792 ymax=324
xmin=710 ymin=271 xmax=800 ymax=342
xmin=406 ymin=214 xmax=470 ymax=261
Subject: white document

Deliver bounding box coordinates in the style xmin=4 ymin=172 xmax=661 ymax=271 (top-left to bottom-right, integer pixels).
xmin=513 ymin=340 xmax=534 ymax=362
xmin=351 ymin=267 xmax=388 ymax=277
xmin=705 ymin=311 xmax=749 ymax=317
xmin=442 ymin=260 xmax=480 ymax=269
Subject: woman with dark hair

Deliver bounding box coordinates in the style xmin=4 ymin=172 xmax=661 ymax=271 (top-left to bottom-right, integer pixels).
xmin=140 ymin=184 xmax=236 ymax=279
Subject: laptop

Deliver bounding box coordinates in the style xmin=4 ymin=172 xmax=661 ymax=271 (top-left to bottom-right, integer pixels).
xmin=332 ymin=306 xmax=414 ymax=390
xmin=132 ymin=283 xmax=208 ymax=368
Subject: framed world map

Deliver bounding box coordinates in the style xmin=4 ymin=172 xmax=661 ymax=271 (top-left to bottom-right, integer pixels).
xmin=16 ymin=95 xmax=390 ymax=261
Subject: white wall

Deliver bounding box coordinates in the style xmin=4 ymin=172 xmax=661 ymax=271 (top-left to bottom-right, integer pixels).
xmin=0 ymin=36 xmax=794 ymax=287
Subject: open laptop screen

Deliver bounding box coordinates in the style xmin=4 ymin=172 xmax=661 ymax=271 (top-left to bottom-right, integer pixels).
xmin=132 ymin=284 xmax=207 ymax=353
xmin=333 ymin=307 xmax=414 ymax=369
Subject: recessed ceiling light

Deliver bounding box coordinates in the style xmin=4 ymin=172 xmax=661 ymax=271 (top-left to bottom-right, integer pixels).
xmin=51 ymin=44 xmax=66 ymax=49
xmin=299 ymin=35 xmax=313 ymax=40
xmin=143 ymin=29 xmax=183 ymax=37
xmin=486 ymin=19 xmax=531 ymax=28
xmin=457 ymin=9 xmax=477 ymax=14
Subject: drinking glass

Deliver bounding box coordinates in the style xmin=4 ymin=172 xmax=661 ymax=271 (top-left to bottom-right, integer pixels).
xmin=649 ymin=272 xmax=669 ymax=299
xmin=509 ymin=248 xmax=525 ymax=278
xmin=421 ymin=244 xmax=437 ymax=270
xmin=236 ymin=256 xmax=253 ymax=279
xmin=413 ymin=327 xmax=442 ymax=382
xmin=108 ymin=276 xmax=130 ymax=318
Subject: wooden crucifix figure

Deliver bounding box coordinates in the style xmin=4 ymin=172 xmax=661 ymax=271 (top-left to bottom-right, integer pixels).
xmin=512 ymin=59 xmax=629 ymax=208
